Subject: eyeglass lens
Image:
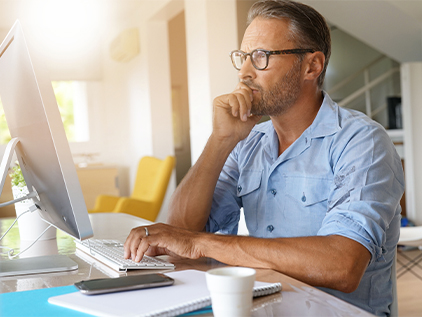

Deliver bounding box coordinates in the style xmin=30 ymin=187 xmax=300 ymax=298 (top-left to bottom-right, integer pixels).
xmin=232 ymin=50 xmax=267 ymax=70
xmin=252 ymin=50 xmax=267 ymax=69
xmin=232 ymin=52 xmax=244 ymax=70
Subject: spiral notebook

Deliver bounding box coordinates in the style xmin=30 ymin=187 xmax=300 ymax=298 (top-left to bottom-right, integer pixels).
xmin=49 ymin=269 xmax=282 ymax=317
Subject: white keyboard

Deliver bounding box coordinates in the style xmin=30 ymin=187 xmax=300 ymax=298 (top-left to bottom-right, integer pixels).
xmin=75 ymin=239 xmax=175 ymax=272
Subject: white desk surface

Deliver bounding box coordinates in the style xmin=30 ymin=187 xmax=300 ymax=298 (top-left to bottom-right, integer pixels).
xmin=0 ymin=213 xmax=373 ymax=316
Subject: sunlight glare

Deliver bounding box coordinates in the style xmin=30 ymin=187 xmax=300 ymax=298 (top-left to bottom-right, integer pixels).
xmin=24 ymin=0 xmax=106 ymax=55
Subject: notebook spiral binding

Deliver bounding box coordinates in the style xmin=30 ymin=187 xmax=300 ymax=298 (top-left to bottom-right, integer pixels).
xmin=146 ymin=297 xmax=211 ymax=317
xmin=254 ymin=282 xmax=282 ymax=297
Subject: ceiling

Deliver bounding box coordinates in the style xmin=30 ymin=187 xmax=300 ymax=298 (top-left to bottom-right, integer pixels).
xmin=301 ymin=0 xmax=422 ymax=62
xmin=388 ymin=0 xmax=422 ymax=24
xmin=1 ymin=0 xmax=420 ymax=63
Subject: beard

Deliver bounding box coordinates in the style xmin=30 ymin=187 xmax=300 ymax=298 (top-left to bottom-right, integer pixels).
xmin=243 ymin=59 xmax=302 ymax=116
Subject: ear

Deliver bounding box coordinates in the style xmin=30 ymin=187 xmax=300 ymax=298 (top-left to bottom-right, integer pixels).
xmin=303 ymin=51 xmax=325 ymax=82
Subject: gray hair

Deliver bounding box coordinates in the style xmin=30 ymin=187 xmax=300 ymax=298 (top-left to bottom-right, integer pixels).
xmin=247 ymin=0 xmax=331 ymax=88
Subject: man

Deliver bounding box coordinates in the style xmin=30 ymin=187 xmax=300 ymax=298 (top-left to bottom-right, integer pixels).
xmin=124 ymin=1 xmax=404 ymax=315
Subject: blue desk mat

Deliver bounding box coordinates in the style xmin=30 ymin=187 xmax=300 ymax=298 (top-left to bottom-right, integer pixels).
xmin=0 ymin=286 xmax=91 ymax=317
xmin=0 ymin=285 xmax=211 ymax=316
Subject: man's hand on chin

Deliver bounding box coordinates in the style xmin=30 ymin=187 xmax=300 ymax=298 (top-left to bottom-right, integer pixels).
xmin=212 ymin=82 xmax=261 ymax=144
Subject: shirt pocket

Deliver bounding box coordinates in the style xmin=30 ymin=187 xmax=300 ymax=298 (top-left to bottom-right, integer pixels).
xmin=284 ymin=176 xmax=330 ymax=234
xmin=237 ymin=170 xmax=263 ymax=233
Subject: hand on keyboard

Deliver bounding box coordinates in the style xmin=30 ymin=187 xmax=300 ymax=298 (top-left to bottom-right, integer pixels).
xmin=75 ymin=238 xmax=174 ymax=272
xmin=124 ymin=223 xmax=205 ymax=263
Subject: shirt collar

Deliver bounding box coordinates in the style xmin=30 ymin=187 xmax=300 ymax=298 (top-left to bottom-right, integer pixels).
xmin=252 ymin=91 xmax=341 ymax=139
xmin=307 ymin=91 xmax=341 ymax=139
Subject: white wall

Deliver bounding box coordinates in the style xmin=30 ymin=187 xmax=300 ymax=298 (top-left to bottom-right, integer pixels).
xmin=185 ymin=0 xmax=239 ymax=163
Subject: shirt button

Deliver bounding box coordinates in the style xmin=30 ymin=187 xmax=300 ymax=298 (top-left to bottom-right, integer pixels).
xmin=267 ymin=225 xmax=274 ymax=232
xmin=270 ymin=189 xmax=277 ymax=196
xmin=302 ymin=194 xmax=306 ymax=202
xmin=237 ymin=185 xmax=242 ymax=193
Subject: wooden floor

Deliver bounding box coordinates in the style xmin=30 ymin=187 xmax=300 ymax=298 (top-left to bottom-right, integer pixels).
xmin=397 ymin=248 xmax=422 ymax=316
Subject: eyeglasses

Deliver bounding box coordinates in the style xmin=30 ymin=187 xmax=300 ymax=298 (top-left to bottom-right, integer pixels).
xmin=230 ymin=48 xmax=315 ymax=71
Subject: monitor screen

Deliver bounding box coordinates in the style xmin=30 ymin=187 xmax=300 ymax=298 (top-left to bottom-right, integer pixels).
xmin=0 ymin=20 xmax=93 ymax=241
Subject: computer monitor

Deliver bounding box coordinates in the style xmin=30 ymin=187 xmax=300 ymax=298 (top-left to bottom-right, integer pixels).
xmin=0 ymin=21 xmax=93 ymax=274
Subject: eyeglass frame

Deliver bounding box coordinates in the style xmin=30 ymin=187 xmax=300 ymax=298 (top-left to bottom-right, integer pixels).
xmin=230 ymin=48 xmax=315 ymax=71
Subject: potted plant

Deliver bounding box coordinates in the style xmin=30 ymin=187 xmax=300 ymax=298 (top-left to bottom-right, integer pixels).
xmin=9 ymin=163 xmax=56 ymax=241
xmin=9 ymin=163 xmax=28 ymax=201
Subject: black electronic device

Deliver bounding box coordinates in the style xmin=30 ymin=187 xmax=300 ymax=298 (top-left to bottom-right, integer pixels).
xmin=74 ymin=273 xmax=175 ymax=295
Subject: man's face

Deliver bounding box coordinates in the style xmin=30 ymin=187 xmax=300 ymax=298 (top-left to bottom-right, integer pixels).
xmin=239 ymin=18 xmax=303 ymax=116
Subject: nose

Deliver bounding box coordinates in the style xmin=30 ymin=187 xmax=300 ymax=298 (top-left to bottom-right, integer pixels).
xmin=238 ymin=55 xmax=256 ymax=81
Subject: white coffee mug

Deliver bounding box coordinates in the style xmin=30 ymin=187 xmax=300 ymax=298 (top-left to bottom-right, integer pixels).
xmin=206 ymin=267 xmax=256 ymax=317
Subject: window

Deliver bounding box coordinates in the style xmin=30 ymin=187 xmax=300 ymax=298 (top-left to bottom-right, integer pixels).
xmin=0 ymin=81 xmax=89 ymax=145
xmin=52 ymin=81 xmax=76 ymax=141
xmin=0 ymin=98 xmax=11 ymax=144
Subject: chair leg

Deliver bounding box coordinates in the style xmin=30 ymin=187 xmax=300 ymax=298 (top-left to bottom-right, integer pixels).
xmin=397 ymin=251 xmax=422 ymax=280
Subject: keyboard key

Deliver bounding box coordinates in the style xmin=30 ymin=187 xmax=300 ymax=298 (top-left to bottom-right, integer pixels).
xmin=75 ymin=238 xmax=175 ymax=272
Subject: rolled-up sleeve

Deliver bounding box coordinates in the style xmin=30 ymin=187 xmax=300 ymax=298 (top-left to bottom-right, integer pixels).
xmin=206 ymin=146 xmax=243 ymax=234
xmin=317 ymin=123 xmax=404 ymax=264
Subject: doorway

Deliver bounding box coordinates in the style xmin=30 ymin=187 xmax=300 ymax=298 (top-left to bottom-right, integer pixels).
xmin=168 ymin=11 xmax=191 ymax=185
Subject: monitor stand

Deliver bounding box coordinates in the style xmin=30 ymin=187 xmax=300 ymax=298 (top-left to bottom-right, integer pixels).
xmin=0 ymin=254 xmax=78 ymax=277
xmin=0 ymin=138 xmax=79 ymax=276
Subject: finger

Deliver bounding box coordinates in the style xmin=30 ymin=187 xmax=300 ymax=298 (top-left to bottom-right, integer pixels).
xmin=124 ymin=227 xmax=139 ymax=259
xmin=135 ymin=237 xmax=151 ymax=262
xmin=234 ymin=85 xmax=252 ymax=104
xmin=145 ymin=245 xmax=166 ymax=257
xmin=227 ymin=94 xmax=240 ymax=117
xmin=128 ymin=227 xmax=147 ymax=261
xmin=123 ymin=237 xmax=130 ymax=259
xmin=236 ymin=82 xmax=253 ymax=102
xmin=123 ymin=242 xmax=131 ymax=259
xmin=135 ymin=238 xmax=170 ymax=262
xmin=233 ymin=93 xmax=249 ymax=122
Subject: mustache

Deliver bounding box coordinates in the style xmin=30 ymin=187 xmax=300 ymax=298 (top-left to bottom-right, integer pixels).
xmin=241 ymin=79 xmax=262 ymax=92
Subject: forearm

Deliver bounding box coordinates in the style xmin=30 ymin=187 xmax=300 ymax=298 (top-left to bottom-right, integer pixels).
xmin=167 ymin=134 xmax=237 ymax=231
xmin=125 ymin=223 xmax=369 ymax=292
xmin=168 ymin=82 xmax=260 ymax=230
xmin=196 ymin=233 xmax=370 ymax=293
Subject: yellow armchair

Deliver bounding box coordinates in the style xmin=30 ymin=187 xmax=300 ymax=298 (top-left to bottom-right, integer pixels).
xmin=90 ymin=156 xmax=176 ymax=222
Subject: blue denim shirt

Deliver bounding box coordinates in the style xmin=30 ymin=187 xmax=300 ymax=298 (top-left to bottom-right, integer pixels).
xmin=206 ymin=93 xmax=404 ymax=316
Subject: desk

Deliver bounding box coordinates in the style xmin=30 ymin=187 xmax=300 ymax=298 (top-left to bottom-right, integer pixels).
xmin=0 ymin=213 xmax=372 ymax=316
